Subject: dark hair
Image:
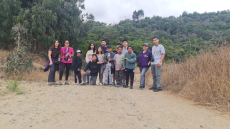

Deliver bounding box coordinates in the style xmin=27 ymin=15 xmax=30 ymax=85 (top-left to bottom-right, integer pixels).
xmin=101 ymin=40 xmax=106 ymax=42
xmin=88 ymin=43 xmax=96 ymax=53
xmin=51 ymin=40 xmax=60 ymax=55
xmin=127 ymin=46 xmax=133 ymax=50
xmin=122 ymin=39 xmax=127 ymax=42
xmin=117 ymin=46 xmax=122 ymax=49
xmin=92 ymin=54 xmax=98 ymax=62
xmin=96 ymin=46 xmax=104 ymax=54
xmin=152 ymin=36 xmax=158 ymax=40
xmin=117 ymin=43 xmax=122 ymax=46
xmin=64 ymin=40 xmax=69 ymax=43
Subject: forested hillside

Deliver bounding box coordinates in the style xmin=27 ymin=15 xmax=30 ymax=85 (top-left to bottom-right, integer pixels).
xmin=1 ymin=0 xmax=230 ymax=62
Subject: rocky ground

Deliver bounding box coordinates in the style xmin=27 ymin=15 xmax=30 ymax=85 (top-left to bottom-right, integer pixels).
xmin=0 ymin=82 xmax=230 ymax=129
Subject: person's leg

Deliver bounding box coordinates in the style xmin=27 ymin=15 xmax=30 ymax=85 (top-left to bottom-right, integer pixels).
xmin=115 ymin=71 xmax=119 ymax=85
xmin=59 ymin=63 xmax=66 ymax=84
xmin=141 ymin=67 xmax=149 ymax=88
xmin=150 ymin=65 xmax=157 ymax=89
xmin=108 ymin=67 xmax=113 ymax=85
xmin=82 ymin=71 xmax=90 ymax=84
xmin=98 ymin=65 xmax=103 ymax=84
xmin=74 ymin=71 xmax=77 ymax=83
xmin=155 ymin=65 xmax=162 ymax=90
xmin=104 ymin=66 xmax=108 ymax=84
xmin=125 ymin=69 xmax=130 ymax=86
xmin=123 ymin=72 xmax=126 ymax=85
xmin=119 ymin=70 xmax=124 ymax=86
xmin=65 ymin=63 xmax=72 ymax=81
xmin=130 ymin=69 xmax=134 ymax=88
xmin=139 ymin=67 xmax=143 ymax=87
xmin=48 ymin=64 xmax=55 ymax=83
xmin=91 ymin=76 xmax=97 ymax=85
xmin=77 ymin=71 xmax=82 ymax=84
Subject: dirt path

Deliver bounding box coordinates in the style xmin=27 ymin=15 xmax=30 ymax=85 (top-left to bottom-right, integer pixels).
xmin=0 ymin=83 xmax=230 ymax=129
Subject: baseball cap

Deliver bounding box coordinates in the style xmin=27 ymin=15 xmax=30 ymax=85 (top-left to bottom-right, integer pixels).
xmin=143 ymin=43 xmax=149 ymax=47
xmin=76 ymin=50 xmax=82 ymax=53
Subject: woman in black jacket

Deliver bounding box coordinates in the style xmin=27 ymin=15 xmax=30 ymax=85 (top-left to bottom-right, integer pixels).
xmin=81 ymin=54 xmax=100 ymax=85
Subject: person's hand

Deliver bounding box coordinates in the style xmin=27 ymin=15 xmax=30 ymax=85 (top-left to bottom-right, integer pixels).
xmin=88 ymin=70 xmax=91 ymax=73
xmin=78 ymin=68 xmax=80 ymax=71
xmin=157 ymin=62 xmax=161 ymax=67
xmin=123 ymin=67 xmax=125 ymax=70
xmin=108 ymin=59 xmax=111 ymax=62
xmin=105 ymin=60 xmax=107 ymax=63
xmin=58 ymin=58 xmax=60 ymax=61
xmin=118 ymin=67 xmax=122 ymax=71
xmin=49 ymin=61 xmax=53 ymax=66
xmin=83 ymin=72 xmax=86 ymax=75
xmin=126 ymin=59 xmax=129 ymax=62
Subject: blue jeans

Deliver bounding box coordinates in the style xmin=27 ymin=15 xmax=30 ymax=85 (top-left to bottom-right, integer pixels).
xmin=86 ymin=69 xmax=92 ymax=82
xmin=139 ymin=67 xmax=149 ymax=87
xmin=151 ymin=65 xmax=162 ymax=90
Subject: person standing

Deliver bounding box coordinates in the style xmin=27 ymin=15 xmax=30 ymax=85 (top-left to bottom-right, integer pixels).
xmin=137 ymin=43 xmax=152 ymax=89
xmin=59 ymin=40 xmax=74 ymax=85
xmin=46 ymin=40 xmax=60 ymax=86
xmin=150 ymin=37 xmax=165 ymax=92
xmin=104 ymin=45 xmax=115 ymax=85
xmin=96 ymin=46 xmax=105 ymax=86
xmin=114 ymin=46 xmax=124 ymax=87
xmin=73 ymin=50 xmax=82 ymax=85
xmin=85 ymin=43 xmax=96 ymax=84
xmin=101 ymin=40 xmax=107 ymax=54
xmin=112 ymin=43 xmax=122 ymax=85
xmin=123 ymin=46 xmax=136 ymax=89
xmin=81 ymin=54 xmax=100 ymax=85
xmin=122 ymin=39 xmax=129 ymax=85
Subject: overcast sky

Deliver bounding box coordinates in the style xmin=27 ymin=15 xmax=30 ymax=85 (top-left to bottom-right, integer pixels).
xmin=82 ymin=0 xmax=230 ymax=24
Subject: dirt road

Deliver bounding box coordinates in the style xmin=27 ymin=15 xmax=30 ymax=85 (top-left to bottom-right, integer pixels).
xmin=1 ymin=83 xmax=230 ymax=129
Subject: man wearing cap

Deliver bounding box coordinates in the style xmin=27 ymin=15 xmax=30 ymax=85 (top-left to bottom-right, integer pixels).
xmin=137 ymin=43 xmax=152 ymax=89
xmin=73 ymin=50 xmax=82 ymax=85
xmin=150 ymin=37 xmax=165 ymax=92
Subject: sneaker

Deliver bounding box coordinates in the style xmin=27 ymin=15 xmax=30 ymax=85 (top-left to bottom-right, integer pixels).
xmin=130 ymin=86 xmax=133 ymax=89
xmin=104 ymin=83 xmax=108 ymax=86
xmin=99 ymin=83 xmax=103 ymax=86
xmin=48 ymin=82 xmax=53 ymax=86
xmin=53 ymin=82 xmax=58 ymax=85
xmin=64 ymin=82 xmax=69 ymax=85
xmin=123 ymin=85 xmax=129 ymax=88
xmin=81 ymin=83 xmax=87 ymax=85
xmin=149 ymin=87 xmax=157 ymax=90
xmin=115 ymin=84 xmax=120 ymax=87
xmin=139 ymin=86 xmax=143 ymax=90
xmin=112 ymin=82 xmax=115 ymax=86
xmin=59 ymin=82 xmax=62 ymax=85
xmin=97 ymin=83 xmax=100 ymax=86
xmin=158 ymin=89 xmax=163 ymax=91
xmin=86 ymin=82 xmax=89 ymax=84
xmin=153 ymin=89 xmax=159 ymax=92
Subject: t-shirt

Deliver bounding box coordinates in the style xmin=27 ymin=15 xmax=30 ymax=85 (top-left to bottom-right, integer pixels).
xmin=114 ymin=54 xmax=124 ymax=70
xmin=49 ymin=47 xmax=60 ymax=59
xmin=151 ymin=44 xmax=165 ymax=65
xmin=60 ymin=47 xmax=74 ymax=63
xmin=122 ymin=47 xmax=133 ymax=55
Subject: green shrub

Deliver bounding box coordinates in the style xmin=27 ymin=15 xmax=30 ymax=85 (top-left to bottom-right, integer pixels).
xmin=5 ymin=77 xmax=23 ymax=94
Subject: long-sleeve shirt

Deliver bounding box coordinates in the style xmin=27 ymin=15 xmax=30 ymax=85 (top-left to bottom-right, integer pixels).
xmin=73 ymin=56 xmax=82 ymax=73
xmin=85 ymin=50 xmax=96 ymax=63
xmin=84 ymin=61 xmax=100 ymax=76
xmin=104 ymin=52 xmax=115 ymax=68
xmin=137 ymin=50 xmax=152 ymax=67
xmin=123 ymin=53 xmax=136 ymax=69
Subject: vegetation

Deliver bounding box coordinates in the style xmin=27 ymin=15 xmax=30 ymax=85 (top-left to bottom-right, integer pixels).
xmin=5 ymin=77 xmax=23 ymax=95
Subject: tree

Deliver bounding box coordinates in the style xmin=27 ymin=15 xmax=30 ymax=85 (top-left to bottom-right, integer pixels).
xmin=132 ymin=9 xmax=144 ymax=20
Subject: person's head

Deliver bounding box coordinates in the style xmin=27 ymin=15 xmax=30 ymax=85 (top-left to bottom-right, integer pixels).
xmin=76 ymin=50 xmax=82 ymax=57
xmin=122 ymin=39 xmax=128 ymax=47
xmin=96 ymin=46 xmax=104 ymax=54
xmin=143 ymin=43 xmax=149 ymax=51
xmin=92 ymin=54 xmax=98 ymax=62
xmin=117 ymin=46 xmax=122 ymax=54
xmin=101 ymin=40 xmax=106 ymax=47
xmin=152 ymin=36 xmax=159 ymax=46
xmin=116 ymin=43 xmax=122 ymax=49
xmin=88 ymin=43 xmax=96 ymax=53
xmin=107 ymin=45 xmax=112 ymax=53
xmin=127 ymin=46 xmax=133 ymax=53
xmin=51 ymin=40 xmax=60 ymax=55
xmin=64 ymin=40 xmax=69 ymax=47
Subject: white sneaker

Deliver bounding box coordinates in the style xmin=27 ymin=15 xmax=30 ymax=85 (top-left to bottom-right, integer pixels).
xmin=97 ymin=83 xmax=100 ymax=85
xmin=75 ymin=83 xmax=79 ymax=85
xmin=100 ymin=83 xmax=103 ymax=86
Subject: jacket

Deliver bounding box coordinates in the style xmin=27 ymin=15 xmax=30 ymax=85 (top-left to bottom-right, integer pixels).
xmin=84 ymin=60 xmax=100 ymax=76
xmin=73 ymin=56 xmax=82 ymax=73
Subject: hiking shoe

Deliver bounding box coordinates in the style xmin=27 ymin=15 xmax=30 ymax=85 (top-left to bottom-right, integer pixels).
xmin=153 ymin=89 xmax=159 ymax=92
xmin=53 ymin=82 xmax=58 ymax=85
xmin=123 ymin=85 xmax=129 ymax=88
xmin=103 ymin=83 xmax=108 ymax=86
xmin=59 ymin=82 xmax=62 ymax=85
xmin=130 ymin=86 xmax=133 ymax=89
xmin=158 ymin=89 xmax=163 ymax=91
xmin=97 ymin=83 xmax=100 ymax=86
xmin=149 ymin=87 xmax=157 ymax=90
xmin=48 ymin=83 xmax=53 ymax=86
xmin=64 ymin=82 xmax=69 ymax=85
xmin=86 ymin=82 xmax=89 ymax=84
xmin=100 ymin=83 xmax=103 ymax=86
xmin=81 ymin=83 xmax=87 ymax=85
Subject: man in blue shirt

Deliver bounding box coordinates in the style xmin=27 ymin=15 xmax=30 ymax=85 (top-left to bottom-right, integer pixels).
xmin=150 ymin=37 xmax=165 ymax=92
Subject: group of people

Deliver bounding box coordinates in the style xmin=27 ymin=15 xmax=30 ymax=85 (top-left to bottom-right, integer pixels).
xmin=45 ymin=37 xmax=165 ymax=92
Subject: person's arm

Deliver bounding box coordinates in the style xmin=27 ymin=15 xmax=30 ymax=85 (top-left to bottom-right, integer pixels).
xmin=48 ymin=50 xmax=53 ymax=65
xmin=123 ymin=54 xmax=126 ymax=69
xmin=70 ymin=48 xmax=74 ymax=57
xmin=110 ymin=53 xmax=115 ymax=62
xmin=148 ymin=51 xmax=152 ymax=65
xmin=104 ymin=53 xmax=107 ymax=63
xmin=114 ymin=60 xmax=116 ymax=70
xmin=129 ymin=54 xmax=136 ymax=63
xmin=84 ymin=62 xmax=90 ymax=72
xmin=85 ymin=51 xmax=89 ymax=63
xmin=157 ymin=54 xmax=165 ymax=67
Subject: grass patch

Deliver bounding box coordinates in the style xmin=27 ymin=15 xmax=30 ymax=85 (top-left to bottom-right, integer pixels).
xmin=5 ymin=77 xmax=24 ymax=95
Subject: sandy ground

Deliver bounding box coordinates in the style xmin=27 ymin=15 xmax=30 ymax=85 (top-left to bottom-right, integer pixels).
xmin=1 ymin=82 xmax=230 ymax=129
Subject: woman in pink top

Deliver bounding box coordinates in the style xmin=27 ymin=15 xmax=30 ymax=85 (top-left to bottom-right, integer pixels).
xmin=59 ymin=40 xmax=74 ymax=85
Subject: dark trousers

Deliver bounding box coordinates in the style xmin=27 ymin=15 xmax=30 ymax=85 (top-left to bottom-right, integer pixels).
xmin=74 ymin=71 xmax=82 ymax=83
xmin=48 ymin=64 xmax=58 ymax=82
xmin=59 ymin=63 xmax=72 ymax=81
xmin=125 ymin=69 xmax=134 ymax=86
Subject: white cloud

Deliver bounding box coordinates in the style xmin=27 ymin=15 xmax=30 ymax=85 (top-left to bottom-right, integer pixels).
xmin=82 ymin=0 xmax=230 ymax=24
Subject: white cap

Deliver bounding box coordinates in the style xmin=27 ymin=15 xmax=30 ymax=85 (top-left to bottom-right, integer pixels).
xmin=76 ymin=50 xmax=82 ymax=53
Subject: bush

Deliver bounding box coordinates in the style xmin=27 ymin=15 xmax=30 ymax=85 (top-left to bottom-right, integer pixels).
xmin=5 ymin=77 xmax=23 ymax=95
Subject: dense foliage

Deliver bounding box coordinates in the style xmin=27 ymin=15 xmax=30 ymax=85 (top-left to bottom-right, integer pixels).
xmin=1 ymin=0 xmax=230 ymax=62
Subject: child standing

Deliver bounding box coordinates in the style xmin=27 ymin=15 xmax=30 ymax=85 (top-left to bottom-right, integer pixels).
xmin=96 ymin=47 xmax=105 ymax=86
xmin=114 ymin=46 xmax=124 ymax=87
xmin=123 ymin=46 xmax=136 ymax=89
xmin=104 ymin=45 xmax=115 ymax=85
xmin=82 ymin=54 xmax=100 ymax=85
xmin=73 ymin=50 xmax=82 ymax=85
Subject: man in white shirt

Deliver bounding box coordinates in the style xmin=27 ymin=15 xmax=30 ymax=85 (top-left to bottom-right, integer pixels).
xmin=150 ymin=37 xmax=165 ymax=92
